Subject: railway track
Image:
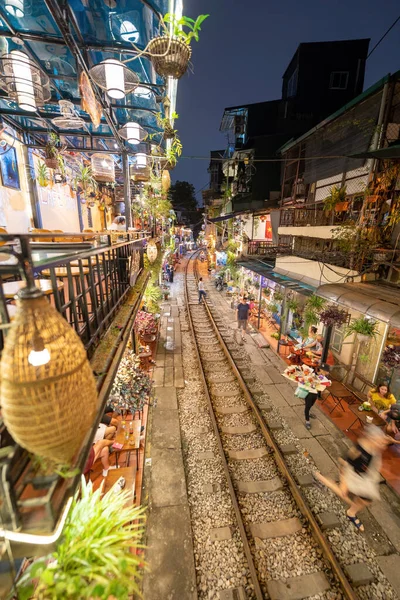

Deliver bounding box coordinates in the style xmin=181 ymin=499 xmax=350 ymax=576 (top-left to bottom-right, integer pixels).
xmin=184 ymin=251 xmax=358 ymax=600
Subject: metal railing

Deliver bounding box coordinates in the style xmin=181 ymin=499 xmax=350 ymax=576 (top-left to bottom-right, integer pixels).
xmin=0 ymin=232 xmax=147 ymax=358
xmin=247 ymin=240 xmax=292 ymax=256
xmin=279 ymin=208 xmax=357 ymax=227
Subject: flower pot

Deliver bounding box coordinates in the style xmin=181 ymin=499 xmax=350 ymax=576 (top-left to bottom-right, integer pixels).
xmin=163 ymin=125 xmax=175 ymax=140
xmin=147 ymin=36 xmax=192 ymax=79
xmin=357 ymin=334 xmax=370 ymax=343
xmin=45 ymin=158 xmax=58 ymax=170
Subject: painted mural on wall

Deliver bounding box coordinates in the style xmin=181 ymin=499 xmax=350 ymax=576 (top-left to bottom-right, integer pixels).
xmin=0 ymin=148 xmax=20 ymax=190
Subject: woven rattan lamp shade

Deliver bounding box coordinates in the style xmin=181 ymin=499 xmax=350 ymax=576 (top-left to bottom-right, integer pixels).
xmin=0 ymin=295 xmax=98 ymax=463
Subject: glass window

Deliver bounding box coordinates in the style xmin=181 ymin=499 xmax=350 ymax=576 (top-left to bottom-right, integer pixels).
xmin=287 ymin=68 xmax=298 ymax=98
xmin=331 ymin=324 xmax=344 ymax=353
xmin=329 ymin=72 xmax=349 ymax=90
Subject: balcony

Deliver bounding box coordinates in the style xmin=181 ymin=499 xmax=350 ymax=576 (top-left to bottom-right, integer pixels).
xmin=279 ymin=207 xmax=352 ymax=227
xmin=0 ymin=232 xmax=149 ymax=550
xmin=247 ymin=240 xmax=292 ymax=257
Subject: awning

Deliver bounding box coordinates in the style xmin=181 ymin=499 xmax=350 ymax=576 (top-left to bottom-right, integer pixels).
xmin=237 ymin=259 xmax=315 ymax=295
xmin=317 ymin=282 xmax=400 ymax=327
xmin=208 ymin=210 xmax=250 ymax=223
xmin=349 ymin=144 xmax=400 ymax=160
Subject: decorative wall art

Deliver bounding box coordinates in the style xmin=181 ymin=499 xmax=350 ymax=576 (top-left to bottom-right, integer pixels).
xmin=0 ymin=148 xmax=20 ymax=190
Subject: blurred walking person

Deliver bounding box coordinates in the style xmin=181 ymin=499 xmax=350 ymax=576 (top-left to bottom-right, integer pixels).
xmin=314 ymin=426 xmax=390 ymax=532
xmin=237 ymin=297 xmax=250 ymax=344
xmin=198 ymin=278 xmax=206 ymax=304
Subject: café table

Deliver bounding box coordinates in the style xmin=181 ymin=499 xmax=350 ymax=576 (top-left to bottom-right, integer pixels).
xmin=346 ymin=405 xmax=386 ymax=432
xmin=321 ymin=380 xmax=357 ymax=414
xmin=113 ymin=419 xmax=142 ymax=469
xmin=2 ymin=278 xmax=64 ymax=298
xmin=103 ymin=467 xmax=135 ymax=506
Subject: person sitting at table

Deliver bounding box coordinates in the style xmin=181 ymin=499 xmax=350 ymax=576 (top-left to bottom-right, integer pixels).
xmin=288 ymin=326 xmax=318 ymax=358
xmin=100 ymin=405 xmax=119 ymax=429
xmin=109 ymin=215 xmax=126 ymax=232
xmin=95 ymin=421 xmax=116 ymax=441
xmin=83 ymin=439 xmax=117 ymax=478
xmin=367 ymin=382 xmax=396 ymax=414
xmin=309 ymin=334 xmax=335 ymax=366
xmin=381 ymin=402 xmax=400 ymax=439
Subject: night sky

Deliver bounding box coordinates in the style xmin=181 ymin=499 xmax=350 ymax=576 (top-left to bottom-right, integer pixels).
xmin=172 ymin=0 xmax=400 ymax=204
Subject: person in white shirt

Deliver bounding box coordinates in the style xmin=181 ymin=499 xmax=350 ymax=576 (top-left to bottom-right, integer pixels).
xmin=109 ymin=215 xmax=126 ymax=231
xmin=198 ymin=278 xmax=206 ymax=303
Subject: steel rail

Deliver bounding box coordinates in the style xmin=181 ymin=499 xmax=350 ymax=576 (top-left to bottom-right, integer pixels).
xmin=190 ymin=254 xmax=359 ymax=600
xmin=184 ymin=251 xmax=264 ymax=600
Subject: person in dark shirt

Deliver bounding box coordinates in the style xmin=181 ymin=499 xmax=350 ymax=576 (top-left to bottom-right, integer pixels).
xmin=314 ymin=426 xmax=390 ymax=531
xmin=237 ymin=297 xmax=250 ymax=343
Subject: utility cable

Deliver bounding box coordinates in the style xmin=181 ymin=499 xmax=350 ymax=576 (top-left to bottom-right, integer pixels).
xmin=367 ymin=14 xmax=400 ymax=59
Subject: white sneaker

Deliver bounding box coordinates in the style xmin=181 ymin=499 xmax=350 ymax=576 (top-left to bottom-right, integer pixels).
xmin=102 ymin=466 xmax=117 ymax=477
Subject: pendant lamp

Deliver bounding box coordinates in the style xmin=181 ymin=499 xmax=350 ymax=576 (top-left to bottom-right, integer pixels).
xmin=89 ymin=59 xmax=139 ymax=100
xmin=0 ymin=287 xmax=98 ymax=463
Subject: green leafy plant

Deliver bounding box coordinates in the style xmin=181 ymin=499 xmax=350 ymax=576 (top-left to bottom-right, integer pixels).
xmin=345 ymin=317 xmax=379 ymax=339
xmin=305 ymin=294 xmax=326 ymax=312
xmin=36 ymin=161 xmax=49 ymax=187
xmin=323 ymin=185 xmax=347 ymax=211
xmin=163 ymin=13 xmax=209 ymax=45
xmin=45 ymin=132 xmax=60 ymax=159
xmin=74 ymin=165 xmax=98 ymax=196
xmin=262 ymin=287 xmax=271 ymax=297
xmin=286 ymin=298 xmax=300 ymax=313
xmin=267 ymin=303 xmax=279 ymax=314
xmin=273 ymin=291 xmax=284 ymax=303
xmin=17 ymin=478 xmax=146 ymax=600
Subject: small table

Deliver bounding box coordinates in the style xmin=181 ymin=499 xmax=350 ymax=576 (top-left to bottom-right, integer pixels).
xmin=2 ymin=278 xmax=64 ymax=298
xmin=321 ymin=381 xmax=357 ymax=414
xmin=103 ymin=467 xmax=135 ymax=506
xmin=114 ymin=420 xmax=142 ymax=468
xmin=301 ymin=356 xmax=320 ymax=368
xmin=346 ymin=405 xmax=386 ymax=432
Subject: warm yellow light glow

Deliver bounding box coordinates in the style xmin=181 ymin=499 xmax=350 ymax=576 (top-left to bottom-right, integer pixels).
xmin=11 ymin=50 xmax=35 ymax=112
xmin=126 ymin=122 xmax=141 ymax=144
xmin=104 ymin=58 xmax=125 ymax=99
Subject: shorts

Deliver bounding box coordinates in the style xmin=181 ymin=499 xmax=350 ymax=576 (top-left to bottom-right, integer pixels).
xmin=238 ymin=319 xmax=248 ymax=331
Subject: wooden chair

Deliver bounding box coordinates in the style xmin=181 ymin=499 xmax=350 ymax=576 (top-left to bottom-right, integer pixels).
xmin=29 ymin=228 xmax=52 ymax=242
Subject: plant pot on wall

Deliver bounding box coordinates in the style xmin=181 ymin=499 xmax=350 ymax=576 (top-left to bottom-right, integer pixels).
xmin=147 ymin=37 xmax=192 ymax=79
xmin=45 ymin=158 xmax=58 ymax=170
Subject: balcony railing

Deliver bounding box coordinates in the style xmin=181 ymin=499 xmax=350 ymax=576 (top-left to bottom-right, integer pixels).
xmin=247 ymin=240 xmax=292 ymax=257
xmin=0 ymin=233 xmax=149 ymax=544
xmin=279 ymin=208 xmax=355 ymax=228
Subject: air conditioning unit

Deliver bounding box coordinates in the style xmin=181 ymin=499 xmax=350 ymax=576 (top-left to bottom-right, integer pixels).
xmin=294 ymin=179 xmax=305 ymax=196
xmin=234 ymin=115 xmax=245 ymax=134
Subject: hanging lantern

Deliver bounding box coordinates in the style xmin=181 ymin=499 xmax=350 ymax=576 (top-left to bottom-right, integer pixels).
xmin=146 ymin=239 xmax=158 ymax=264
xmin=0 ymin=290 xmax=98 ymax=463
xmin=162 ymin=169 xmax=171 ymax=193
xmin=89 ymin=59 xmax=139 ymax=100
xmin=0 ymin=51 xmax=51 ymax=112
xmin=91 ymin=153 xmax=115 ymax=183
xmin=118 ymin=122 xmax=146 ymax=145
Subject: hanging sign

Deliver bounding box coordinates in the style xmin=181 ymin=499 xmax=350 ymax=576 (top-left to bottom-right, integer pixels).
xmin=147 ymin=238 xmax=158 ymax=264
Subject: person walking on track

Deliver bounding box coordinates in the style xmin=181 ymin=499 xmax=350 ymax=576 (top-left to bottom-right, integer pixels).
xmin=237 ymin=297 xmax=250 ymax=343
xmin=198 ymin=278 xmax=206 ymax=304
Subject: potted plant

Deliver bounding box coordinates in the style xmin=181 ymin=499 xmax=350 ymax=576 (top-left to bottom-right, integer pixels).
xmin=110 ymin=350 xmax=153 ymax=415
xmin=286 ymin=298 xmax=300 ymax=313
xmin=36 ymin=161 xmax=49 ymax=187
xmin=157 ymin=111 xmax=179 ymax=140
xmin=17 ymin=478 xmax=146 ymax=600
xmin=74 ymin=165 xmax=98 ymax=202
xmin=345 ymin=316 xmax=379 ymax=342
xmin=273 ymin=291 xmax=284 ymax=303
xmin=44 ymin=132 xmax=61 ymax=170
xmin=147 ymin=13 xmax=209 ymax=79
xmin=267 ymin=303 xmax=279 ymax=314
xmin=323 ymin=185 xmax=347 ymax=212
xmin=262 ymin=287 xmax=271 ymax=298
xmin=319 ymin=305 xmax=348 ymax=328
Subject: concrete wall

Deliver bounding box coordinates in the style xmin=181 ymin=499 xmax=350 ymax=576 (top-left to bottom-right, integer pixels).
xmin=275 ymin=255 xmax=360 ymax=285
xmin=278 ymin=225 xmax=337 ymax=239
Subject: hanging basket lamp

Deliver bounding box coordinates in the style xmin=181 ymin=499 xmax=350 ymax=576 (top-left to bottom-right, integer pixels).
xmin=118 ymin=121 xmax=147 ymax=145
xmin=89 ymin=59 xmax=139 ymax=100
xmin=91 ymin=153 xmax=115 ymax=183
xmin=0 ymin=287 xmax=98 ymax=463
xmin=0 ymin=50 xmax=51 ymax=112
xmin=147 ymin=37 xmax=191 ymax=79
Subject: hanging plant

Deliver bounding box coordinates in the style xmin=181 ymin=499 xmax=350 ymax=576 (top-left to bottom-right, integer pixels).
xmin=345 ymin=317 xmax=379 ymax=340
xmin=44 ymin=132 xmax=61 ymax=170
xmin=305 ymin=294 xmax=326 ymax=312
xmin=262 ymin=287 xmax=271 ymax=297
xmin=382 ymin=345 xmax=400 ymax=368
xmin=273 ymin=291 xmax=284 ymax=303
xmin=319 ymin=305 xmax=348 ymax=327
xmin=157 ymin=111 xmax=179 ymax=140
xmin=74 ymin=164 xmax=98 ymax=198
xmin=147 ymin=13 xmax=209 ymax=79
xmin=286 ymin=298 xmax=300 ymax=313
xmin=267 ymin=303 xmax=279 ymax=314
xmin=17 ymin=478 xmax=146 ymax=600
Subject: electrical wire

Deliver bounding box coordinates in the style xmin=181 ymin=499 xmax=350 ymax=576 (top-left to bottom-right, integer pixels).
xmin=180 ymin=154 xmax=353 ymax=162
xmin=367 ymin=14 xmax=400 ymax=59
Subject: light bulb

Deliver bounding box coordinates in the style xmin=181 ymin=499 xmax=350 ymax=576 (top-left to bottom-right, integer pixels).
xmin=104 ymin=59 xmax=125 ymax=100
xmin=126 ymin=122 xmax=141 ymax=144
xmin=5 ymin=0 xmax=24 ymax=17
xmin=28 ymin=347 xmax=51 ymax=367
xmin=11 ymin=50 xmax=36 ymax=112
xmin=28 ymin=332 xmax=50 ymax=366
